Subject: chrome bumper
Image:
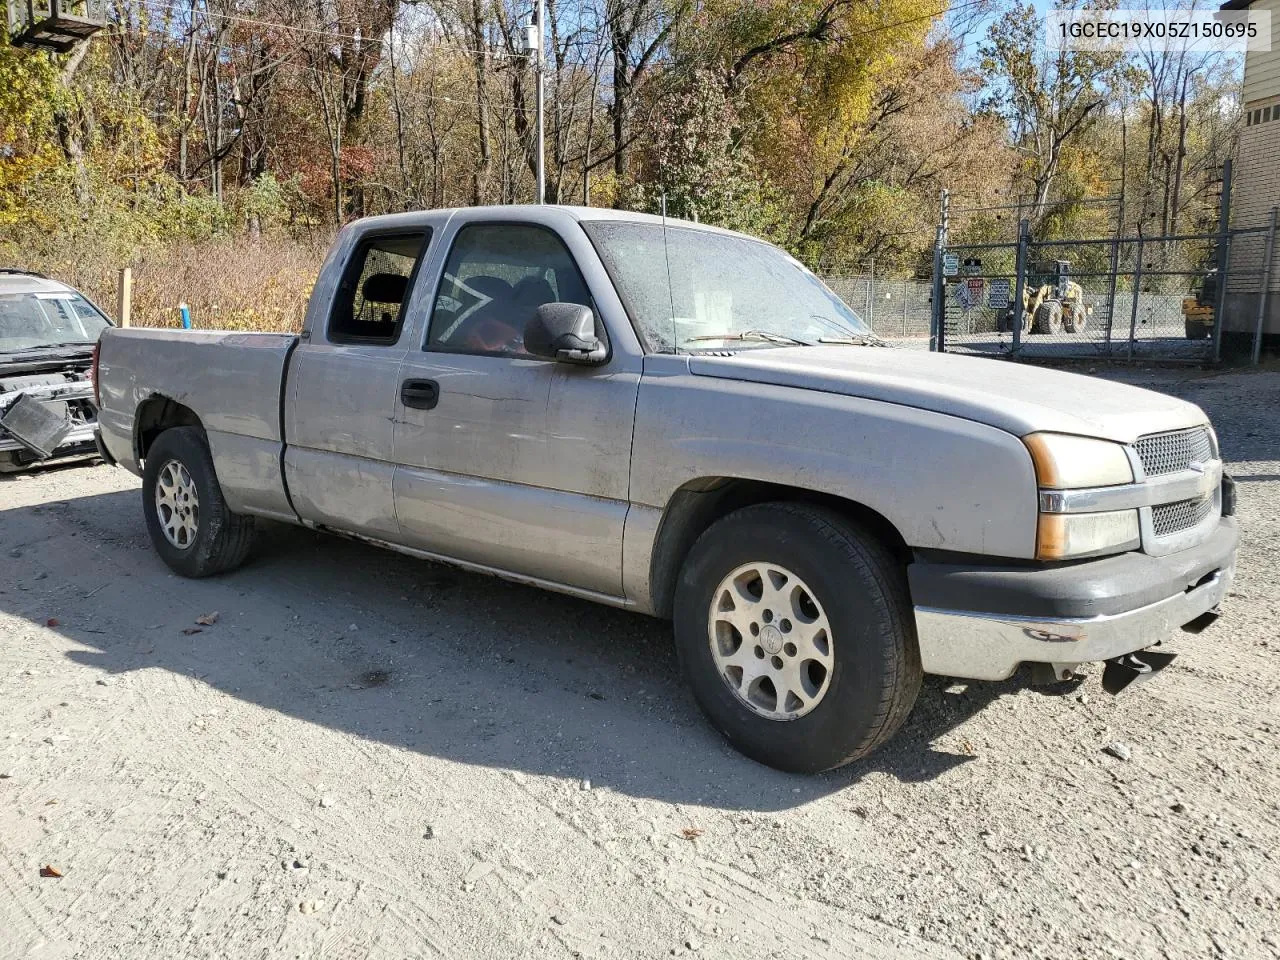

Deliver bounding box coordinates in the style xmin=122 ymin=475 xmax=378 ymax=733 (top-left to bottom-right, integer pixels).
xmin=915 ymin=565 xmax=1233 ymax=681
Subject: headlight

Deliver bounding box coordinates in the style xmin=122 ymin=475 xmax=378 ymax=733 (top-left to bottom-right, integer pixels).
xmin=1023 ymin=433 xmax=1133 ymax=489
xmin=1037 ymin=510 xmax=1140 ymax=560
xmin=1025 ymin=433 xmax=1139 ymax=559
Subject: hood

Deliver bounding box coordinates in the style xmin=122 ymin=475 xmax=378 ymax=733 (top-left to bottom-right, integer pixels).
xmin=0 ymin=358 xmax=90 ymax=378
xmin=687 ymin=347 xmax=1207 ymax=444
xmin=0 ymin=351 xmax=92 ymax=377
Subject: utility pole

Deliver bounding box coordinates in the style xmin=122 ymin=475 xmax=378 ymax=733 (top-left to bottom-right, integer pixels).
xmin=532 ymin=0 xmax=546 ymax=204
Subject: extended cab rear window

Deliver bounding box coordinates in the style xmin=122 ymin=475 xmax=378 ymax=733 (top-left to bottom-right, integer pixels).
xmin=328 ymin=231 xmax=429 ymax=344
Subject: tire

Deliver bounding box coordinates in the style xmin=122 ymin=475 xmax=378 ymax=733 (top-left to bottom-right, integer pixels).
xmin=1032 ymin=300 xmax=1062 ymax=335
xmin=672 ymin=503 xmax=922 ymax=773
xmin=1185 ymin=319 xmax=1209 ymax=340
xmin=1063 ymin=302 xmax=1087 ymax=333
xmin=142 ymin=426 xmax=256 ymax=577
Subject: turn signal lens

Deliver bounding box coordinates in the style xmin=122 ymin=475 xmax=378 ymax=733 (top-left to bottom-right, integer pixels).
xmin=1037 ymin=510 xmax=1140 ymax=560
xmin=1024 ymin=433 xmax=1133 ymax=489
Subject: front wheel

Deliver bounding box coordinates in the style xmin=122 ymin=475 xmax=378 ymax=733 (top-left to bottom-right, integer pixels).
xmin=142 ymin=426 xmax=256 ymax=577
xmin=673 ymin=503 xmax=922 ymax=773
xmin=1032 ymin=300 xmax=1063 ymax=335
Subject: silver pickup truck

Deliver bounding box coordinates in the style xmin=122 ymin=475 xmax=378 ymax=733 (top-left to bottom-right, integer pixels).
xmin=94 ymin=206 xmax=1238 ymax=772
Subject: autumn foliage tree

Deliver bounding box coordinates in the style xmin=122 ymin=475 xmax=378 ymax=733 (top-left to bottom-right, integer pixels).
xmin=0 ymin=0 xmax=1246 ymax=299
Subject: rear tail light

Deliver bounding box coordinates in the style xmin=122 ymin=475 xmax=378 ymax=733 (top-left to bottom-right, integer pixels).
xmin=91 ymin=340 xmax=101 ymax=407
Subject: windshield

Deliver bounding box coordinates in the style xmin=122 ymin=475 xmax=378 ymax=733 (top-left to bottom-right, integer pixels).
xmin=582 ymin=221 xmax=869 ymax=353
xmin=0 ymin=291 xmax=110 ymax=353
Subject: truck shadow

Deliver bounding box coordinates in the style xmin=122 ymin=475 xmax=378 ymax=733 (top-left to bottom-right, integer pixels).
xmin=6 ymin=486 xmax=1010 ymax=810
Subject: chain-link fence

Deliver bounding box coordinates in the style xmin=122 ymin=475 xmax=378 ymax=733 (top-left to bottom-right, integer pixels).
xmin=925 ymin=222 xmax=1277 ymax=363
xmin=821 ymin=275 xmax=933 ymax=346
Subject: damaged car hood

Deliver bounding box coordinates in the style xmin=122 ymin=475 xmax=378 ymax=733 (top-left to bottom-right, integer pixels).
xmin=686 ymin=347 xmax=1207 ymax=443
xmin=0 ymin=349 xmax=93 ymax=378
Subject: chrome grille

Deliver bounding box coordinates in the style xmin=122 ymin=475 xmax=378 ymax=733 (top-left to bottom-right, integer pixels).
xmin=1134 ymin=427 xmax=1214 ymax=477
xmin=1152 ymin=494 xmax=1216 ymax=538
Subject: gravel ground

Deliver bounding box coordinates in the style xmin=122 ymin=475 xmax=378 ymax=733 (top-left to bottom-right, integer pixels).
xmin=1 ymin=366 xmax=1277 ymax=960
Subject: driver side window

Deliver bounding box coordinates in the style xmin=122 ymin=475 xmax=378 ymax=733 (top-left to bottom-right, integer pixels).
xmin=427 ymin=223 xmax=593 ymax=357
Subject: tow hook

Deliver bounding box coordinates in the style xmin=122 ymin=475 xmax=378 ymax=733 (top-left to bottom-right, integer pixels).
xmin=1102 ymin=649 xmax=1178 ymax=696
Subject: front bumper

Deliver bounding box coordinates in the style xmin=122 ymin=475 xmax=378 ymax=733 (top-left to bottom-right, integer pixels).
xmin=0 ymin=420 xmax=99 ymax=468
xmin=0 ymin=377 xmax=99 ymax=468
xmin=911 ymin=518 xmax=1238 ymax=681
xmin=0 ymin=420 xmax=98 ymax=454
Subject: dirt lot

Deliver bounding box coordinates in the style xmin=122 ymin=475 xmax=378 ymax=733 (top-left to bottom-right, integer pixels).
xmin=2 ymin=367 xmax=1278 ymax=960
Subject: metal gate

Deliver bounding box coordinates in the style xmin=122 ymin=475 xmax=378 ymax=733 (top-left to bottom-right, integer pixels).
xmin=931 ymin=219 xmax=1277 ymax=363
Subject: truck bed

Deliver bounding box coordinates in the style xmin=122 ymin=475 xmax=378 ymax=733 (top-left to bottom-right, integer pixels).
xmin=96 ymin=328 xmax=300 ymax=520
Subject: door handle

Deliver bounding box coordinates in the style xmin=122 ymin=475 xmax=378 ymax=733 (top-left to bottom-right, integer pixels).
xmin=401 ymin=378 xmax=439 ymax=410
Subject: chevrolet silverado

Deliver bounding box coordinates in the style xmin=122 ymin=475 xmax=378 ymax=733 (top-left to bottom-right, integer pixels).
xmin=93 ymin=206 xmax=1238 ymax=772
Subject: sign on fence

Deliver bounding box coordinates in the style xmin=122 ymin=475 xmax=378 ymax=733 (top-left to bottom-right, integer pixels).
xmin=966 ymin=277 xmax=985 ymax=302
xmin=942 ymin=253 xmax=960 ymax=277
xmin=987 ymin=277 xmax=1010 ymax=309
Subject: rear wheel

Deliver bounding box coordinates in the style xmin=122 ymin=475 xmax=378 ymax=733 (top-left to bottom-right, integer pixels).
xmin=142 ymin=426 xmax=255 ymax=577
xmin=1063 ymin=301 xmax=1087 ymax=333
xmin=672 ymin=503 xmax=922 ymax=773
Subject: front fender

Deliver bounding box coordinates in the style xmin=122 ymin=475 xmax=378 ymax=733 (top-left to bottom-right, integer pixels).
xmin=630 ymin=369 xmax=1039 ymax=560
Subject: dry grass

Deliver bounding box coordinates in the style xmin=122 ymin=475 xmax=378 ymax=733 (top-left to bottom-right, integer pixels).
xmin=6 ymin=235 xmax=331 ymax=332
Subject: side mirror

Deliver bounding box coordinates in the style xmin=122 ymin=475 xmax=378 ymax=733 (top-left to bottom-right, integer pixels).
xmin=524 ymin=303 xmax=606 ymax=364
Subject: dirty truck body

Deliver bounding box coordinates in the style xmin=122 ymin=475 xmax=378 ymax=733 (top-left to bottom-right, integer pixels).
xmin=94 ymin=206 xmax=1238 ymax=772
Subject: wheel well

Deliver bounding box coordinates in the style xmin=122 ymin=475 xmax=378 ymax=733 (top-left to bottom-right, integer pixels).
xmin=135 ymin=396 xmax=203 ymax=462
xmin=648 ymin=478 xmax=911 ymax=618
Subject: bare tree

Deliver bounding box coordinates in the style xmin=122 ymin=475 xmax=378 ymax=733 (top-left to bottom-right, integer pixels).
xmin=980 ymin=1 xmax=1121 ymax=228
xmin=605 ymin=0 xmax=683 ymax=188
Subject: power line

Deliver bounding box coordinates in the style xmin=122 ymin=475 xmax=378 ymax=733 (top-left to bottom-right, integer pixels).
xmin=842 ymin=0 xmax=992 ymax=40
xmin=127 ymin=0 xmax=525 ymax=60
xmin=101 ymin=0 xmax=1002 ymax=128
xmin=101 ymin=26 xmax=489 ymax=109
xmin=126 ymin=0 xmax=989 ymax=64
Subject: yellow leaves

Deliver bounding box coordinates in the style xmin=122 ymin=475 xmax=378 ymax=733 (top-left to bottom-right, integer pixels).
xmin=0 ymin=40 xmax=59 ymax=147
xmin=1 ymin=36 xmax=176 ymax=238
xmin=702 ymin=0 xmax=941 ymax=207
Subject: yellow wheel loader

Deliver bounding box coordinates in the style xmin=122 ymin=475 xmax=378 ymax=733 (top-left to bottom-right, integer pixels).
xmin=1000 ymin=260 xmax=1092 ymax=335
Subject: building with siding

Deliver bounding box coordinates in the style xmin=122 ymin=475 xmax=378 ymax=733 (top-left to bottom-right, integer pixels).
xmin=1221 ymin=0 xmax=1280 ymax=349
